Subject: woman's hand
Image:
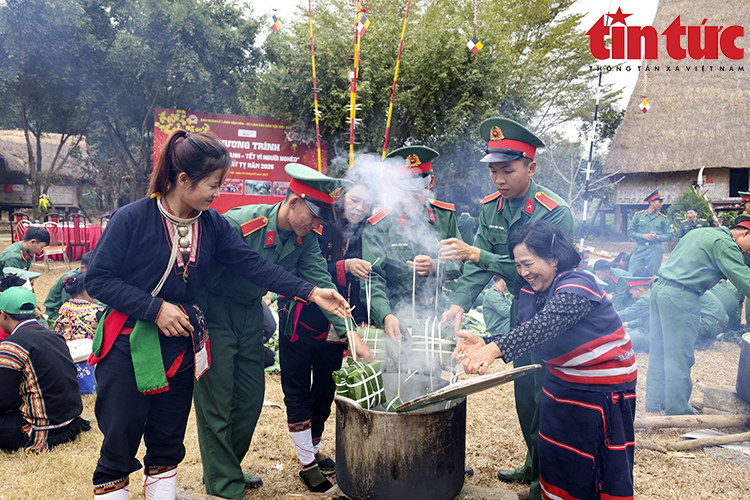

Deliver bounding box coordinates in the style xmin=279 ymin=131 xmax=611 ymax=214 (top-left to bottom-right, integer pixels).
xmin=345 ymin=258 xmax=372 ymax=280
xmin=157 ymin=302 xmax=194 ymax=337
xmin=383 ymin=314 xmax=402 ymax=341
xmin=442 ymin=304 xmax=466 ymax=332
xmin=348 ymin=330 xmax=374 ymax=361
xmin=462 ymin=342 xmax=502 ymax=375
xmin=439 ymin=238 xmax=481 ymax=264
xmin=309 ymin=287 xmax=349 ymax=319
xmin=453 ymin=330 xmax=486 ymax=358
xmin=407 ymin=255 xmax=436 ymax=276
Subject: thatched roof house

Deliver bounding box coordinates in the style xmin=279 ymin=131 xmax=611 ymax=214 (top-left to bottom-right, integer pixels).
xmin=604 ymin=0 xmax=750 ymax=231
xmin=0 ymin=130 xmax=90 ymax=212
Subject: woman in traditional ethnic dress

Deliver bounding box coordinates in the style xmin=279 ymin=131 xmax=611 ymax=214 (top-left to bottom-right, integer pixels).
xmin=53 ymin=273 xmax=103 ymax=341
xmin=278 ymin=169 xmax=374 ymax=491
xmin=455 ymin=221 xmax=637 ymax=500
xmin=85 ymin=130 xmax=350 ymax=500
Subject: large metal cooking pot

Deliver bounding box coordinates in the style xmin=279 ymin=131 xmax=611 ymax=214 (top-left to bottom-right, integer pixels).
xmin=736 ymin=332 xmax=750 ymax=402
xmin=335 ymin=373 xmax=466 ymax=500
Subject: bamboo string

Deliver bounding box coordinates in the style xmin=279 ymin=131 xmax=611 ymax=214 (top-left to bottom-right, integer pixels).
xmin=412 ymin=258 xmax=417 ymax=319
xmin=307 ymin=0 xmax=322 ymax=171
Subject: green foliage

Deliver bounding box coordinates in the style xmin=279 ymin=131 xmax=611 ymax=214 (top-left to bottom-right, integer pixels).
xmin=666 ymin=188 xmax=714 ymax=226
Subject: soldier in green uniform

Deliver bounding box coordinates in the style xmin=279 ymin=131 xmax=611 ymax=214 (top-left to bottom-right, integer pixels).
xmin=43 ymin=251 xmax=92 ymax=322
xmin=740 ymin=191 xmax=750 ymax=215
xmin=457 ymin=205 xmax=477 ymax=244
xmin=695 ymin=289 xmax=729 ymax=350
xmin=592 ymin=259 xmax=632 ymax=311
xmin=618 ymin=272 xmax=652 ymax=352
xmin=708 ymin=279 xmax=743 ymax=331
xmin=481 ymin=276 xmax=512 ymax=335
xmin=194 ymin=164 xmax=372 ymax=499
xmin=627 ymin=189 xmax=672 ymax=275
xmin=439 ymin=117 xmax=573 ymax=497
xmin=678 ymin=207 xmax=709 ymax=238
xmin=361 ymin=146 xmax=463 ymax=340
xmin=0 ymin=227 xmax=49 ymax=271
xmin=647 ymin=214 xmax=750 ymax=415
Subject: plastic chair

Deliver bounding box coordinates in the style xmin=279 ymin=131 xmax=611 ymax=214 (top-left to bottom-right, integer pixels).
xmin=9 ymin=212 xmax=30 ymax=242
xmin=44 ymin=212 xmax=65 ymax=224
xmin=66 ymin=213 xmax=90 ymax=260
xmin=36 ymin=221 xmax=70 ymax=271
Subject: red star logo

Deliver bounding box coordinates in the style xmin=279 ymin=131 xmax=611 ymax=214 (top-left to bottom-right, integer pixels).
xmin=607 ymin=7 xmax=632 ymax=26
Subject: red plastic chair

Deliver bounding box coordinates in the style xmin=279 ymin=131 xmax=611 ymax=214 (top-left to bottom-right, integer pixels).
xmin=65 ymin=213 xmax=90 ymax=260
xmin=9 ymin=212 xmax=30 ymax=242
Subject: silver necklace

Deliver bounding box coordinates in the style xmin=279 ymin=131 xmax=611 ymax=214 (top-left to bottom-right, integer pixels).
xmin=157 ymin=198 xmax=202 ymax=249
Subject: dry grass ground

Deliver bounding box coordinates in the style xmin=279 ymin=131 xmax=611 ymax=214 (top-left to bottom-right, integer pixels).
xmin=1 ymin=235 xmax=749 ymax=499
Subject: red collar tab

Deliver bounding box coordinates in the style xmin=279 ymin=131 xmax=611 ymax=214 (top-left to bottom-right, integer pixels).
xmin=428 ymin=208 xmax=436 ymax=224
xmin=524 ymin=198 xmax=535 ymax=215
xmin=296 ymin=235 xmax=303 ymax=245
xmin=399 ymin=212 xmax=408 ymax=228
xmin=487 ymin=138 xmax=537 ymax=160
xmin=289 ymin=177 xmax=337 ymax=206
xmin=498 ymin=196 xmax=504 ymax=212
xmin=265 ymin=230 xmax=276 ymax=246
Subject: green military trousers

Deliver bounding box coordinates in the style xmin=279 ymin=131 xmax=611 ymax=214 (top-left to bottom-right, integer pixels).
xmin=646 ymin=281 xmax=700 ymax=415
xmin=194 ymin=296 xmax=265 ymax=500
xmin=513 ymin=352 xmax=545 ymax=500
xmin=629 ymin=243 xmax=663 ymax=275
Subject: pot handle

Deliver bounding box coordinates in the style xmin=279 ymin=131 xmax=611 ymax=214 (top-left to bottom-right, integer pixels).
xmin=334 ymin=395 xmax=371 ymax=437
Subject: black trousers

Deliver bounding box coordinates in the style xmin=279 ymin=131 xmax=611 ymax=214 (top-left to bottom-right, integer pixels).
xmin=279 ymin=327 xmax=345 ymax=440
xmin=0 ymin=410 xmax=29 ymax=451
xmin=93 ymin=345 xmax=194 ymax=485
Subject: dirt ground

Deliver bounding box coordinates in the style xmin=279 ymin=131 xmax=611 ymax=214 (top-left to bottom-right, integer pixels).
xmin=1 ymin=234 xmax=750 ymax=499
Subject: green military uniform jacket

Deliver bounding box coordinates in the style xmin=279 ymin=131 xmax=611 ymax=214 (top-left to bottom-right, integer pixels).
xmin=708 ymin=279 xmax=742 ymax=328
xmin=43 ymin=268 xmax=81 ymax=321
xmin=0 ymin=241 xmax=32 ymax=271
xmin=457 ymin=213 xmax=477 ymax=244
xmin=361 ymin=199 xmax=463 ymax=326
xmin=678 ymin=218 xmax=709 ymax=238
xmin=201 ymin=203 xmax=348 ymax=336
xmin=658 ymin=226 xmax=750 ymax=298
xmin=627 ymin=209 xmax=672 ymax=273
xmin=482 ymin=285 xmax=512 ymax=335
xmin=452 ymin=179 xmax=573 ymax=310
xmin=699 ymin=289 xmax=728 ymax=327
xmin=618 ymin=290 xmax=650 ymax=331
xmin=597 ymin=267 xmax=632 ymax=311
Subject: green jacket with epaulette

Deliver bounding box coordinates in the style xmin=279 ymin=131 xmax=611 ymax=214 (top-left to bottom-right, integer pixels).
xmin=678 ymin=218 xmax=709 ymax=238
xmin=452 ymin=179 xmax=573 ymax=310
xmin=627 ymin=210 xmax=672 ymax=245
xmin=200 ymin=203 xmax=348 ymax=336
xmin=361 ymin=199 xmax=463 ymax=326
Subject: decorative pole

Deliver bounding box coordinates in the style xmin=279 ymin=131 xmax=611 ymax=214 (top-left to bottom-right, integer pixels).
xmin=308 ymin=0 xmax=323 ymax=172
xmin=307 ymin=0 xmax=322 ymax=172
xmin=348 ymin=0 xmax=362 ymax=167
xmin=381 ymin=0 xmax=411 ymax=160
xmin=579 ymin=3 xmax=612 ymax=248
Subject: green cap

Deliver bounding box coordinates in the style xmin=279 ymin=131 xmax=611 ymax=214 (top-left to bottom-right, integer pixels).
xmin=386 ymin=145 xmax=439 ymax=190
xmin=644 ymin=189 xmax=663 ymax=203
xmin=3 ymin=267 xmax=41 ymax=281
xmin=479 ymin=117 xmax=545 ymax=163
xmin=0 ymin=286 xmax=37 ymax=315
xmin=739 ymin=191 xmax=750 ymax=202
xmin=285 ymin=163 xmax=353 ymax=224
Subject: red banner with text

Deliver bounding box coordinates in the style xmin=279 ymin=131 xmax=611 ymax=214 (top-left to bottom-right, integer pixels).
xmin=153 ymin=108 xmax=327 ymax=214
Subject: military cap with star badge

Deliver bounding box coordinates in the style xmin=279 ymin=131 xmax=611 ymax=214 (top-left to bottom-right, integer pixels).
xmin=479 ymin=117 xmax=545 ymax=163
xmin=644 ymin=189 xmax=664 ymax=203
xmin=738 ymin=191 xmax=750 ymax=210
xmin=385 ymin=145 xmax=439 ymax=191
xmin=285 ymin=163 xmax=353 ymax=224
